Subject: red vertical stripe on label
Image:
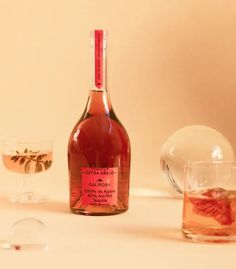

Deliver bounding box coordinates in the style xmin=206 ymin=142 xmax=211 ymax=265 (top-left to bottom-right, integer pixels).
xmin=95 ymin=30 xmax=103 ymax=89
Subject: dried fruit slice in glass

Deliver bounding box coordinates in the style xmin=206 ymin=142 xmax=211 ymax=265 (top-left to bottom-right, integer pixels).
xmin=189 ymin=188 xmax=235 ymax=225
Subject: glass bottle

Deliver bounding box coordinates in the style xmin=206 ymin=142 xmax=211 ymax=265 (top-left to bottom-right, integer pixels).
xmin=68 ymin=30 xmax=131 ymax=215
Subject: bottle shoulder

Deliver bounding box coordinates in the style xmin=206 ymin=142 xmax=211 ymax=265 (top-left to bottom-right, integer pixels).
xmin=73 ymin=113 xmax=128 ymax=135
xmin=69 ymin=112 xmax=130 ymax=147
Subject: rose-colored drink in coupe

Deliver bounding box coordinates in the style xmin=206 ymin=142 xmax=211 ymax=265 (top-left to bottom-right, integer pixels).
xmin=68 ymin=30 xmax=131 ymax=216
xmin=182 ymin=188 xmax=236 ymax=240
xmin=3 ymin=150 xmax=52 ymax=174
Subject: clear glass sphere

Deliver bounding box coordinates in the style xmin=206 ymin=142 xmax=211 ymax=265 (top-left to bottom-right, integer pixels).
xmin=9 ymin=218 xmax=48 ymax=251
xmin=160 ymin=125 xmax=235 ymax=194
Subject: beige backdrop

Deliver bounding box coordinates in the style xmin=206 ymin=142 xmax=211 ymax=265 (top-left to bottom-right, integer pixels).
xmin=0 ymin=0 xmax=236 ymax=193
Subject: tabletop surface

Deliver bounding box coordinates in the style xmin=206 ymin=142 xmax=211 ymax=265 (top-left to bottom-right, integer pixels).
xmin=0 ymin=186 xmax=235 ymax=269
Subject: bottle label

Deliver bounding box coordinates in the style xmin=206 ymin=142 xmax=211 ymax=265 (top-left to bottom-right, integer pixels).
xmin=95 ymin=30 xmax=103 ymax=89
xmin=81 ymin=167 xmax=118 ymax=206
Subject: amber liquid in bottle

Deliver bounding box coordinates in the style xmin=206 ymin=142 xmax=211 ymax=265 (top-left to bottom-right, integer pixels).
xmin=68 ymin=30 xmax=131 ymax=215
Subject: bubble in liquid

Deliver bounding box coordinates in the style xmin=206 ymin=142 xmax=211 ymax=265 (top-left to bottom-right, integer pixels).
xmin=9 ymin=218 xmax=48 ymax=251
xmin=160 ymin=125 xmax=235 ymax=194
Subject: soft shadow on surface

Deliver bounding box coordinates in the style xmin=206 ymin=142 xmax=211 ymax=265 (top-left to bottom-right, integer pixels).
xmin=0 ymin=196 xmax=69 ymax=214
xmin=111 ymin=225 xmax=236 ymax=244
xmin=110 ymin=225 xmax=188 ymax=243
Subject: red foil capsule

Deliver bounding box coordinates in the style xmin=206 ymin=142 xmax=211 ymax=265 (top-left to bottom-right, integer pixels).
xmin=95 ymin=30 xmax=103 ymax=89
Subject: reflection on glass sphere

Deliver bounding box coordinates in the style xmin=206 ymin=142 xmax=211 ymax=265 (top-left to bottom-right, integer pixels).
xmin=9 ymin=218 xmax=48 ymax=251
xmin=160 ymin=125 xmax=235 ymax=194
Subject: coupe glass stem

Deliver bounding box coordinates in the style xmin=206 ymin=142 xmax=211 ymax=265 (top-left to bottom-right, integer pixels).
xmin=22 ymin=174 xmax=34 ymax=201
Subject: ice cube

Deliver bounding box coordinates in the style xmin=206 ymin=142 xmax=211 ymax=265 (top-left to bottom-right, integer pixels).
xmin=203 ymin=187 xmax=229 ymax=198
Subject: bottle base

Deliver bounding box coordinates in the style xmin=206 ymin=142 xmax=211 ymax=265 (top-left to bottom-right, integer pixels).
xmin=70 ymin=206 xmax=128 ymax=216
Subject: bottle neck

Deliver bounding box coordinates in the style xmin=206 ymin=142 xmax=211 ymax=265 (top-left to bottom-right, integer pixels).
xmin=86 ymin=90 xmax=112 ymax=115
xmin=86 ymin=30 xmax=111 ymax=115
xmin=90 ymin=30 xmax=107 ymax=92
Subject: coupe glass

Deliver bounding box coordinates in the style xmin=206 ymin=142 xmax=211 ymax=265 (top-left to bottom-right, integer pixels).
xmin=2 ymin=139 xmax=53 ymax=203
